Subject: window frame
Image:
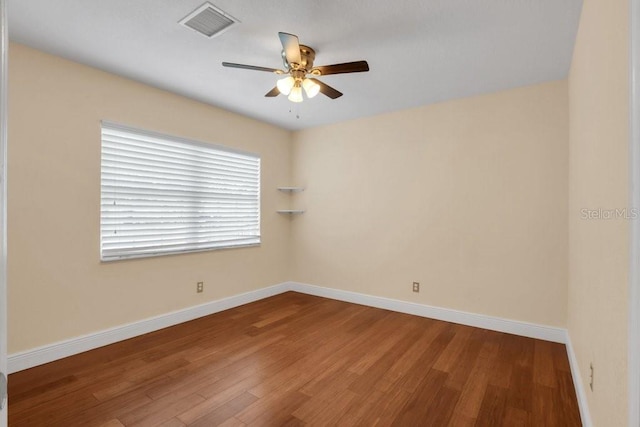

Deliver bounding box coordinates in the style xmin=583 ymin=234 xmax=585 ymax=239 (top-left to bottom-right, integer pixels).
xmin=100 ymin=121 xmax=261 ymax=262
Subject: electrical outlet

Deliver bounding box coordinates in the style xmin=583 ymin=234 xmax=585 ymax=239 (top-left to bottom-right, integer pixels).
xmin=589 ymin=363 xmax=594 ymax=391
xmin=197 ymin=281 xmax=204 ymax=293
xmin=412 ymin=282 xmax=420 ymax=293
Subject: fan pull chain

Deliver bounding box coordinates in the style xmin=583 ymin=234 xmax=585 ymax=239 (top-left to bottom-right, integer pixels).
xmin=288 ymin=104 xmax=301 ymax=119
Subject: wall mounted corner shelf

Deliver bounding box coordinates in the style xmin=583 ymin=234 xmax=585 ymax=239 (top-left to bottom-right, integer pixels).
xmin=277 ymin=210 xmax=305 ymax=214
xmin=277 ymin=186 xmax=305 ymax=214
xmin=277 ymin=187 xmax=305 ymax=192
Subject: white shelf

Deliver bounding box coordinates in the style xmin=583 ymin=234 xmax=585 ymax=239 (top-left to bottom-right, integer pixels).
xmin=277 ymin=186 xmax=305 ymax=214
xmin=277 ymin=187 xmax=305 ymax=192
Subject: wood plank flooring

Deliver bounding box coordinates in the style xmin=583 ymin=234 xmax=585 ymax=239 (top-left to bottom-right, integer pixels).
xmin=9 ymin=292 xmax=581 ymax=426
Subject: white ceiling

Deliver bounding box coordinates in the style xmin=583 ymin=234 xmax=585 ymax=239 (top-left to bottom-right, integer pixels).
xmin=7 ymin=0 xmax=582 ymax=131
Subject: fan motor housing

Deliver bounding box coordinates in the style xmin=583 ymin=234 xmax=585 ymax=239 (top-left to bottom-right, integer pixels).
xmin=283 ymin=45 xmax=316 ymax=72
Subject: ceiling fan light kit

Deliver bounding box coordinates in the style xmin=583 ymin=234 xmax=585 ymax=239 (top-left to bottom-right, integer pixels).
xmin=276 ymin=76 xmax=294 ymax=95
xmin=222 ymin=32 xmax=369 ymax=103
xmin=277 ymin=76 xmax=320 ymax=102
xmin=302 ymin=78 xmax=320 ymax=98
xmin=288 ymin=83 xmax=303 ymax=103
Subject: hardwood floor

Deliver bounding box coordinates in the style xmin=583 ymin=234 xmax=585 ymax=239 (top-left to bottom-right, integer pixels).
xmin=9 ymin=292 xmax=581 ymax=426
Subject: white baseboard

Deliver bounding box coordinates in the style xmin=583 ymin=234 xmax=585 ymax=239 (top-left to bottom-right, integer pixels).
xmin=9 ymin=281 xmax=568 ymax=373
xmin=9 ymin=279 xmax=586 ymax=424
xmin=564 ymin=333 xmax=593 ymax=427
xmin=287 ymin=282 xmax=591 ymax=426
xmin=8 ymin=282 xmax=289 ymax=374
xmin=9 ymin=280 xmax=591 ymax=424
xmin=287 ymin=282 xmax=567 ymax=343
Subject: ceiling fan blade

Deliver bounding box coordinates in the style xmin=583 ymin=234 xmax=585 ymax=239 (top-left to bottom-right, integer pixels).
xmin=309 ymin=78 xmax=343 ymax=99
xmin=265 ymin=87 xmax=280 ymax=97
xmin=278 ymin=32 xmax=302 ymax=65
xmin=313 ymin=61 xmax=369 ymax=76
xmin=222 ymin=62 xmax=283 ymax=73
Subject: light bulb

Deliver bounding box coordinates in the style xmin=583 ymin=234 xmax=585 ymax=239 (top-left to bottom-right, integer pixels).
xmin=276 ymin=76 xmax=295 ymax=95
xmin=288 ymin=85 xmax=303 ymax=103
xmin=302 ymin=78 xmax=320 ymax=98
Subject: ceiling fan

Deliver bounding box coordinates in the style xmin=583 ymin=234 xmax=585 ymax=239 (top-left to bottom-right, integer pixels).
xmin=222 ymin=32 xmax=369 ymax=103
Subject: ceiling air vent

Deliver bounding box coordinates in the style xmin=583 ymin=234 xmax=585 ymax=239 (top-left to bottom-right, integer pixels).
xmin=179 ymin=2 xmax=240 ymax=38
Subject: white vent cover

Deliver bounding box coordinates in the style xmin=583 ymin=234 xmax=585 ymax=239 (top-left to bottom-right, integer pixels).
xmin=179 ymin=2 xmax=239 ymax=38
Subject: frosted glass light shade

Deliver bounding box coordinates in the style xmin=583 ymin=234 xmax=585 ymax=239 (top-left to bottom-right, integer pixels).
xmin=288 ymin=86 xmax=303 ymax=103
xmin=276 ymin=76 xmax=295 ymax=95
xmin=302 ymin=78 xmax=320 ymax=98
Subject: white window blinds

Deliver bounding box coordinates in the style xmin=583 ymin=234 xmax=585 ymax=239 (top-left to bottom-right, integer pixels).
xmin=100 ymin=122 xmax=260 ymax=261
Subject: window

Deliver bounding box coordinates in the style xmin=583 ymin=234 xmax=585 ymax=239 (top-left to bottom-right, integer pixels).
xmin=100 ymin=122 xmax=260 ymax=261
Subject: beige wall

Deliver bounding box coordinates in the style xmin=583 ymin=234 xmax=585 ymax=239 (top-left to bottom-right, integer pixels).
xmin=291 ymin=81 xmax=569 ymax=327
xmin=568 ymin=0 xmax=630 ymax=425
xmin=10 ymin=10 xmax=633 ymax=422
xmin=7 ymin=43 xmax=292 ymax=353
